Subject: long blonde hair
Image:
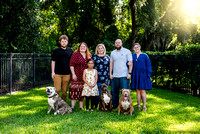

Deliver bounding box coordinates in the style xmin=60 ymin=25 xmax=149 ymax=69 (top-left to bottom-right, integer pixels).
xmin=95 ymin=44 xmax=106 ymax=56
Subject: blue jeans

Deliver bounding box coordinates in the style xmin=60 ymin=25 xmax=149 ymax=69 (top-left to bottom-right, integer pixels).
xmin=96 ymin=82 xmax=103 ymax=108
xmin=111 ymin=77 xmax=130 ymax=108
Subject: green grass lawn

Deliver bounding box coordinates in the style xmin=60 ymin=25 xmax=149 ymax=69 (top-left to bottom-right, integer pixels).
xmin=0 ymin=86 xmax=200 ymax=134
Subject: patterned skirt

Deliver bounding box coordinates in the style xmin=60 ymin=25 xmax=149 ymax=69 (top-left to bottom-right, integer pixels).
xmin=69 ymin=81 xmax=84 ymax=101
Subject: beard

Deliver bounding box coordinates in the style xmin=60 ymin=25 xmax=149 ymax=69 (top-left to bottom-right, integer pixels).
xmin=115 ymin=46 xmax=121 ymax=50
xmin=61 ymin=46 xmax=66 ymax=49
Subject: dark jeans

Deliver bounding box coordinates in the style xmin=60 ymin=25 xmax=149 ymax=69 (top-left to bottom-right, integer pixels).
xmin=111 ymin=77 xmax=130 ymax=108
xmin=86 ymin=96 xmax=97 ymax=109
xmin=95 ymin=82 xmax=103 ymax=108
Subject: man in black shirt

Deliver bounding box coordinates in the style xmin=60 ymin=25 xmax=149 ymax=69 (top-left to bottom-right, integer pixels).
xmin=51 ymin=35 xmax=74 ymax=101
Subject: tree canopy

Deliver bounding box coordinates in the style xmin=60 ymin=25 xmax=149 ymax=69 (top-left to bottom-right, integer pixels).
xmin=1 ymin=0 xmax=200 ymax=53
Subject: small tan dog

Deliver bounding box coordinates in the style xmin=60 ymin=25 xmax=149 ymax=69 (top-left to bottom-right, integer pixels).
xmin=118 ymin=89 xmax=134 ymax=116
xmin=46 ymin=87 xmax=72 ymax=115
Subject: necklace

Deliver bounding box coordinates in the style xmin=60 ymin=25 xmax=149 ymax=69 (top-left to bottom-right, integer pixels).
xmin=136 ymin=52 xmax=141 ymax=61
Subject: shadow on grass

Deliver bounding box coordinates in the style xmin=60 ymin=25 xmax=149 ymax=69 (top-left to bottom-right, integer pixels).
xmin=149 ymin=88 xmax=200 ymax=106
xmin=145 ymin=88 xmax=200 ymax=132
xmin=0 ymin=87 xmax=200 ymax=133
xmin=0 ymin=86 xmax=141 ymax=133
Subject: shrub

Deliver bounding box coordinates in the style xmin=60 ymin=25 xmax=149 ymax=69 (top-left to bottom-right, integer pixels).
xmin=145 ymin=44 xmax=200 ymax=56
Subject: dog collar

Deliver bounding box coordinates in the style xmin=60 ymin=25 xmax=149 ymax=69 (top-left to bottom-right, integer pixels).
xmin=48 ymin=93 xmax=58 ymax=98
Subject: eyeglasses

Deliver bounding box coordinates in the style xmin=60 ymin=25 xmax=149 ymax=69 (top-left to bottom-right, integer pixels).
xmin=134 ymin=47 xmax=139 ymax=49
xmin=80 ymin=45 xmax=86 ymax=48
xmin=88 ymin=63 xmax=94 ymax=64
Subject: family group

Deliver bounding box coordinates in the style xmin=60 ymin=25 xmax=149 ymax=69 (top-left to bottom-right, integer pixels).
xmin=51 ymin=35 xmax=152 ymax=112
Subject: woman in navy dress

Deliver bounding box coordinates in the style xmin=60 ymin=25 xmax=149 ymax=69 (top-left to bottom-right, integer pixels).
xmin=92 ymin=44 xmax=110 ymax=108
xmin=131 ymin=43 xmax=152 ymax=111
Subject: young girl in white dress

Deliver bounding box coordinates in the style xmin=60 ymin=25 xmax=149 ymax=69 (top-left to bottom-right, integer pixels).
xmin=82 ymin=59 xmax=99 ymax=111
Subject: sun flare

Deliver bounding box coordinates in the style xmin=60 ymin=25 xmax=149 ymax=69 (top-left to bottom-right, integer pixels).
xmin=183 ymin=0 xmax=200 ymax=18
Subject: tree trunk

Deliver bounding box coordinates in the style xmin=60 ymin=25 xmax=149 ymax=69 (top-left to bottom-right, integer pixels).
xmin=145 ymin=33 xmax=154 ymax=50
xmin=129 ymin=0 xmax=137 ymax=50
xmin=144 ymin=0 xmax=155 ymax=51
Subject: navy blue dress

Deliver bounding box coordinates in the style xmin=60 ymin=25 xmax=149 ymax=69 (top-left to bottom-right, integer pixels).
xmin=131 ymin=53 xmax=152 ymax=90
xmin=92 ymin=54 xmax=110 ymax=84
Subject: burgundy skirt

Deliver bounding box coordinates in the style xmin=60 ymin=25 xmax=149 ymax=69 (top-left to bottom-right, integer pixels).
xmin=69 ymin=81 xmax=84 ymax=101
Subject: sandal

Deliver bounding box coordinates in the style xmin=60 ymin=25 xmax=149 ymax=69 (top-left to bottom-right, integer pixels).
xmin=138 ymin=105 xmax=142 ymax=111
xmin=143 ymin=106 xmax=147 ymax=112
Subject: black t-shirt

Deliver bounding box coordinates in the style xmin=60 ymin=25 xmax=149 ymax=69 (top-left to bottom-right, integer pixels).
xmin=51 ymin=47 xmax=74 ymax=75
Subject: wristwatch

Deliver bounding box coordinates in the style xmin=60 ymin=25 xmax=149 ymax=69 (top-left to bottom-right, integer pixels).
xmin=129 ymin=72 xmax=132 ymax=75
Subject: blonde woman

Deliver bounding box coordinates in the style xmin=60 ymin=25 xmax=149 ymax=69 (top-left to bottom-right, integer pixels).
xmin=92 ymin=44 xmax=110 ymax=108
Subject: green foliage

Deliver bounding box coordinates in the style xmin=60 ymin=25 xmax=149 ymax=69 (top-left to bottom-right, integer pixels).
xmin=0 ymin=86 xmax=200 ymax=133
xmin=0 ymin=0 xmax=41 ymax=52
xmin=145 ymin=45 xmax=200 ymax=96
xmin=46 ymin=0 xmax=118 ymax=51
xmin=145 ymin=44 xmax=200 ymax=55
xmin=149 ymin=54 xmax=199 ymax=95
xmin=1 ymin=0 xmax=200 ymax=52
xmin=135 ymin=0 xmax=158 ymax=50
xmin=102 ymin=25 xmax=119 ymax=51
xmin=38 ymin=6 xmax=59 ymax=53
xmin=115 ymin=0 xmax=132 ymax=42
xmin=177 ymin=44 xmax=200 ymax=55
xmin=190 ymin=29 xmax=200 ymax=45
xmin=145 ymin=50 xmax=176 ymax=55
xmin=71 ymin=43 xmax=80 ymax=51
xmin=39 ymin=30 xmax=58 ymax=53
